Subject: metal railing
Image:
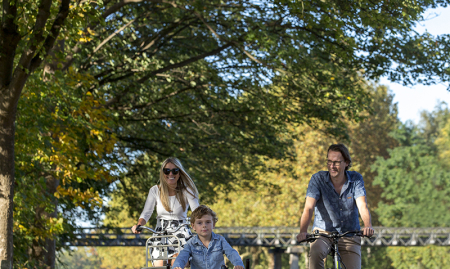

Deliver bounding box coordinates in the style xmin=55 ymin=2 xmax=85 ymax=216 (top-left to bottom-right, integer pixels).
xmin=66 ymin=227 xmax=450 ymax=247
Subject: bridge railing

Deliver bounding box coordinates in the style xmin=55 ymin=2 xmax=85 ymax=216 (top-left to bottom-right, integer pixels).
xmin=65 ymin=227 xmax=450 ymax=247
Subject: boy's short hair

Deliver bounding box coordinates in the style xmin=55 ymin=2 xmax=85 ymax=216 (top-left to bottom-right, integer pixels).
xmin=190 ymin=205 xmax=218 ymax=224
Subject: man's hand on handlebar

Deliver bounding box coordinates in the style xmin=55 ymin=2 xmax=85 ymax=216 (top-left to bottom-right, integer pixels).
xmin=361 ymin=226 xmax=374 ymax=237
xmin=296 ymin=232 xmax=308 ymax=242
xmin=131 ymin=224 xmax=141 ymax=234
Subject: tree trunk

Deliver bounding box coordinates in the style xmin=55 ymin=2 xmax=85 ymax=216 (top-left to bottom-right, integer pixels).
xmin=43 ymin=177 xmax=58 ymax=269
xmin=29 ymin=176 xmax=59 ymax=269
xmin=0 ymin=96 xmax=17 ymax=269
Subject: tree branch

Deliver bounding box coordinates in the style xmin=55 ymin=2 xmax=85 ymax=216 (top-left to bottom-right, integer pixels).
xmin=6 ymin=0 xmax=70 ymax=115
xmin=1 ymin=0 xmax=52 ymax=115
xmin=13 ymin=0 xmax=53 ymax=78
xmin=102 ymin=0 xmax=159 ymax=19
xmin=99 ymin=41 xmax=232 ymax=106
xmin=94 ymin=18 xmax=136 ymax=55
xmin=0 ymin=1 xmax=20 ymax=87
xmin=30 ymin=0 xmax=71 ymax=73
xmin=62 ymin=0 xmax=160 ymax=71
xmin=140 ymin=15 xmax=194 ymax=51
xmin=114 ymin=86 xmax=196 ymax=110
xmin=136 ymin=42 xmax=233 ymax=84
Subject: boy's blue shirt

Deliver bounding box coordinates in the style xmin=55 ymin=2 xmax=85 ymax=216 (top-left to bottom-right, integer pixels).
xmin=172 ymin=231 xmax=244 ymax=269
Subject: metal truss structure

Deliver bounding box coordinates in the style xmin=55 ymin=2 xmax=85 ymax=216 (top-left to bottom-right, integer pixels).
xmin=67 ymin=227 xmax=450 ymax=247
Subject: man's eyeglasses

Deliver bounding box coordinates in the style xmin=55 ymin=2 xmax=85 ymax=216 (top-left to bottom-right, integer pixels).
xmin=163 ymin=168 xmax=180 ymax=175
xmin=326 ymin=160 xmax=344 ymax=167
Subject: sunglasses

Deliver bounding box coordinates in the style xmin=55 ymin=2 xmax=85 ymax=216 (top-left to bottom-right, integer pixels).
xmin=163 ymin=168 xmax=180 ymax=175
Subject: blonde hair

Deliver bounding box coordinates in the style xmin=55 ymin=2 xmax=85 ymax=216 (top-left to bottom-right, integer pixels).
xmin=159 ymin=157 xmax=199 ymax=212
xmin=190 ymin=205 xmax=218 ymax=224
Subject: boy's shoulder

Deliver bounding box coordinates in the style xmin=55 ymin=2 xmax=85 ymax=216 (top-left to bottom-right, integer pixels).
xmin=187 ymin=234 xmax=200 ymax=245
xmin=211 ymin=231 xmax=226 ymax=241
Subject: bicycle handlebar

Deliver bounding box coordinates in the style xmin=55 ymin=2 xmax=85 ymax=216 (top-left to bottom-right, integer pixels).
xmin=135 ymin=222 xmax=191 ymax=235
xmin=297 ymin=230 xmax=368 ymax=244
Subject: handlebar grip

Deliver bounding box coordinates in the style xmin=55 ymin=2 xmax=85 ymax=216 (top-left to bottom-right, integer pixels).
xmin=297 ymin=234 xmax=315 ymax=244
xmin=136 ymin=225 xmax=142 ymax=232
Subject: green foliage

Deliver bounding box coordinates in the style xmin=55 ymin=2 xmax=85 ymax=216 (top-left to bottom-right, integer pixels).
xmin=372 ymin=104 xmax=450 ymax=227
xmin=385 ymin=246 xmax=450 ymax=269
xmin=14 ymin=69 xmax=118 ymax=267
xmin=57 ymin=248 xmax=103 ymax=269
xmin=6 ymin=0 xmax=450 ymax=268
xmin=71 ymin=0 xmax=450 ymax=193
xmin=435 ymin=113 xmax=450 ymax=162
xmin=373 ymin=142 xmax=450 ymax=227
xmin=345 ymin=85 xmax=400 ymax=225
xmin=361 ymin=247 xmax=394 ymax=269
xmin=370 ymin=104 xmax=450 ymax=268
xmin=211 ymin=84 xmax=399 ymax=227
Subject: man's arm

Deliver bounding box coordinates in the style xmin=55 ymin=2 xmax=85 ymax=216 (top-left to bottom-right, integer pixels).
xmin=355 ymin=196 xmax=374 ymax=237
xmin=296 ymin=197 xmax=317 ymax=241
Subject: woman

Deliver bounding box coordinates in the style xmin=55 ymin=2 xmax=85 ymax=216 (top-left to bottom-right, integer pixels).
xmin=131 ymin=157 xmax=199 ymax=267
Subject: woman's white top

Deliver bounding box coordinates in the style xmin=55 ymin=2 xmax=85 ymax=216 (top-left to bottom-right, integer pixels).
xmin=139 ymin=185 xmax=199 ymax=222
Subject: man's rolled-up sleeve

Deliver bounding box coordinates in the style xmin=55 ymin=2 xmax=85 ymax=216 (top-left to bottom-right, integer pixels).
xmin=354 ymin=173 xmax=367 ymax=199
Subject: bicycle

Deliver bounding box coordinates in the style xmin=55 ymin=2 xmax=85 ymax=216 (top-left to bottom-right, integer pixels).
xmin=298 ymin=230 xmax=370 ymax=269
xmin=135 ymin=220 xmax=192 ymax=269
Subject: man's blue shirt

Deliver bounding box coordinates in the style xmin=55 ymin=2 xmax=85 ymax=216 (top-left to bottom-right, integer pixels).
xmin=172 ymin=231 xmax=244 ymax=269
xmin=306 ymin=170 xmax=366 ymax=234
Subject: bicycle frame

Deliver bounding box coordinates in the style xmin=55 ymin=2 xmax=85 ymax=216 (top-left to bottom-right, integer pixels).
xmin=329 ymin=234 xmax=342 ymax=269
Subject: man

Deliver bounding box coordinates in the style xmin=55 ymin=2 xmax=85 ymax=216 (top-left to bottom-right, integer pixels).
xmin=296 ymin=144 xmax=374 ymax=269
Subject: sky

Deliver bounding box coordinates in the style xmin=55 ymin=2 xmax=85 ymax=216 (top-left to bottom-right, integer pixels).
xmin=382 ymin=6 xmax=450 ymax=124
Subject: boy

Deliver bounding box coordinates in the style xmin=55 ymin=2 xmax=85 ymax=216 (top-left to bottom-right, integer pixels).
xmin=173 ymin=205 xmax=244 ymax=269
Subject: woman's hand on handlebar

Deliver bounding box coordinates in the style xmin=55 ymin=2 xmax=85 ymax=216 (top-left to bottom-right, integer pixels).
xmin=131 ymin=224 xmax=141 ymax=234
xmin=296 ymin=232 xmax=308 ymax=242
xmin=132 ymin=218 xmax=146 ymax=234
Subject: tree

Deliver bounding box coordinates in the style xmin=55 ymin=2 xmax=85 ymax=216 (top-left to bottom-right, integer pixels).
xmin=373 ymin=141 xmax=450 ymax=227
xmin=1 ymin=1 xmax=87 ymax=267
xmin=3 ymin=0 xmax=450 ymax=268
xmin=370 ymin=104 xmax=450 ymax=268
xmin=211 ymin=84 xmax=399 ymax=227
xmin=345 ymin=85 xmax=400 ymax=225
xmin=209 ymin=84 xmax=399 ymax=268
xmin=13 ymin=70 xmax=118 ymax=267
xmin=372 ymin=104 xmax=450 ymax=227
